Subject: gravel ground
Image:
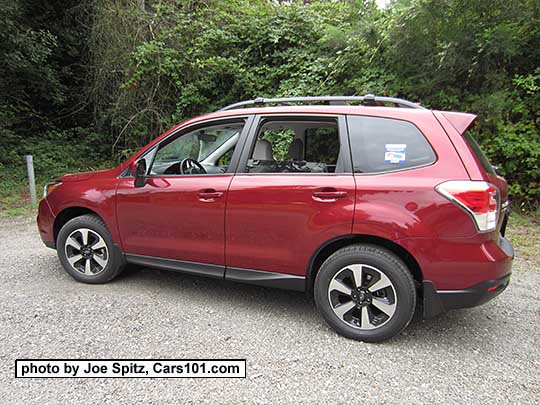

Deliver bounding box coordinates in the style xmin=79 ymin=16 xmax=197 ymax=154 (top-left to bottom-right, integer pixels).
xmin=0 ymin=216 xmax=539 ymax=404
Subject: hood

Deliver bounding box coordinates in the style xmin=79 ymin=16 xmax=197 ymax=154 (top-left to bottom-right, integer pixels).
xmin=57 ymin=168 xmax=115 ymax=182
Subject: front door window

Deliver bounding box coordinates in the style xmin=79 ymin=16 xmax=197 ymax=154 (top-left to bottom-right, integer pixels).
xmin=150 ymin=122 xmax=244 ymax=175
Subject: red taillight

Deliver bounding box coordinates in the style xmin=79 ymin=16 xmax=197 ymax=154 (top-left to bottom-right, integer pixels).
xmin=450 ymin=185 xmax=498 ymax=214
xmin=436 ymin=181 xmax=499 ymax=232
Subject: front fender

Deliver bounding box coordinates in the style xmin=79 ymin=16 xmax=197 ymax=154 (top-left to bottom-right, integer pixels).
xmin=46 ymin=178 xmax=121 ymax=246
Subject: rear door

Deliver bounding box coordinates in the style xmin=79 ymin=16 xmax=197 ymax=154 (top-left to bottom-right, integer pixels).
xmin=225 ymin=114 xmax=355 ymax=278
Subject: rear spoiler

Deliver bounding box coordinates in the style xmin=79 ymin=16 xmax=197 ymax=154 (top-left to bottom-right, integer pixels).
xmin=439 ymin=111 xmax=476 ymax=135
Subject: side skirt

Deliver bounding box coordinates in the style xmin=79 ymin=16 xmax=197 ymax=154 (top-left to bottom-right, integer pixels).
xmin=124 ymin=254 xmax=306 ymax=292
xmin=125 ymin=254 xmax=225 ymax=279
xmin=225 ymin=267 xmax=305 ymax=292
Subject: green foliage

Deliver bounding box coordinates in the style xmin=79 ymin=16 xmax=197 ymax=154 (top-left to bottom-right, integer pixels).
xmin=1 ymin=0 xmax=540 ymax=209
xmin=261 ymin=129 xmax=296 ymax=161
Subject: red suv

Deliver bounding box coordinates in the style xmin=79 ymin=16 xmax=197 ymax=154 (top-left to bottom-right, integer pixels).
xmin=37 ymin=95 xmax=513 ymax=342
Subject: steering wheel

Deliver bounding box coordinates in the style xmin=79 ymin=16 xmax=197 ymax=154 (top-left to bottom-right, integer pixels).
xmin=180 ymin=158 xmax=207 ymax=175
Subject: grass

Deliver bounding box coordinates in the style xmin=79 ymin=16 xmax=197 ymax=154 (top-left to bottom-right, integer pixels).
xmin=0 ymin=158 xmax=115 ymax=217
xmin=505 ymin=212 xmax=540 ymax=261
xmin=0 ymin=177 xmax=43 ymax=217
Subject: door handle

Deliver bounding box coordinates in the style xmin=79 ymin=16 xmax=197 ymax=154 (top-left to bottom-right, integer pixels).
xmin=312 ymin=190 xmax=347 ymax=200
xmin=198 ymin=189 xmax=223 ymax=200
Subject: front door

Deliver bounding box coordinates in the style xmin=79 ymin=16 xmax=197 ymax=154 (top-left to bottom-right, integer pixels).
xmin=225 ymin=114 xmax=356 ymax=277
xmin=116 ymin=117 xmax=251 ymax=272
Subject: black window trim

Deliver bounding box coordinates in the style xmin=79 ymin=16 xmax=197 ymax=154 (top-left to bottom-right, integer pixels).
xmin=345 ymin=114 xmax=438 ymax=176
xmin=235 ymin=113 xmax=353 ymax=175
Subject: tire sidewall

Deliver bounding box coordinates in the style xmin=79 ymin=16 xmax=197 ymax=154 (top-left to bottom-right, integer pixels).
xmin=314 ymin=246 xmax=416 ymax=342
xmin=57 ymin=216 xmax=121 ymax=284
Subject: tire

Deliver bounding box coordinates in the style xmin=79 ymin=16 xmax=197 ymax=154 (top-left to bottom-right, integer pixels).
xmin=314 ymin=244 xmax=416 ymax=342
xmin=56 ymin=214 xmax=124 ymax=284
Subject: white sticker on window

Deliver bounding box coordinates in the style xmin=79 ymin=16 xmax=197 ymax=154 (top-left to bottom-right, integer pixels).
xmin=385 ymin=144 xmax=406 ymax=164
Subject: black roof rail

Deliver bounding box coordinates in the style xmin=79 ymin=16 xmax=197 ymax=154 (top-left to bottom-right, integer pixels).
xmin=219 ymin=95 xmax=426 ymax=111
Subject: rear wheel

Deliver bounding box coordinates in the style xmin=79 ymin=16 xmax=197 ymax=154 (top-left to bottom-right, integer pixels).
xmin=314 ymin=244 xmax=416 ymax=342
xmin=57 ymin=214 xmax=124 ymax=283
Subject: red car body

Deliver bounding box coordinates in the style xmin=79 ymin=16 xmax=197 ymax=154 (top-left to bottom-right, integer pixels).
xmin=37 ymin=105 xmax=513 ymax=317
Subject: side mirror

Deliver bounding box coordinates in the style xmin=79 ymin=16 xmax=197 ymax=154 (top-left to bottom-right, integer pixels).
xmin=134 ymin=159 xmax=147 ymax=188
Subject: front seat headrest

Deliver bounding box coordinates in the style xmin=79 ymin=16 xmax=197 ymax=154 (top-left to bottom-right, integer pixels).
xmin=253 ymin=139 xmax=274 ymax=161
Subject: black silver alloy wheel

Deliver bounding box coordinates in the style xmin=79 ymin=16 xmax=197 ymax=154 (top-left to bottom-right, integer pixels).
xmin=64 ymin=228 xmax=109 ymax=276
xmin=328 ymin=264 xmax=397 ymax=330
xmin=314 ymin=244 xmax=416 ymax=342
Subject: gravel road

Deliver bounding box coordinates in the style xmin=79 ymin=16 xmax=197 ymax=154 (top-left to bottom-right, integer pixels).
xmin=0 ymin=216 xmax=539 ymax=404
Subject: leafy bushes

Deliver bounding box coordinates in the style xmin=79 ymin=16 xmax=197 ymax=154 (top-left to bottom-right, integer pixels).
xmin=1 ymin=0 xmax=539 ymax=208
xmin=479 ymin=70 xmax=540 ymax=206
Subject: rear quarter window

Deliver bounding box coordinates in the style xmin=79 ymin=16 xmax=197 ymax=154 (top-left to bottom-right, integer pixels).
xmin=462 ymin=131 xmax=496 ymax=175
xmin=347 ymin=115 xmax=436 ymax=173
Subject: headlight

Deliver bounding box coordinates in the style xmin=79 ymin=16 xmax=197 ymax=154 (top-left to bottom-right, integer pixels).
xmin=43 ymin=181 xmax=62 ymax=198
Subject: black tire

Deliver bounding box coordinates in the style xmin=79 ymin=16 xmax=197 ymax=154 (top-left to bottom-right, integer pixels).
xmin=314 ymin=244 xmax=416 ymax=342
xmin=56 ymin=214 xmax=125 ymax=284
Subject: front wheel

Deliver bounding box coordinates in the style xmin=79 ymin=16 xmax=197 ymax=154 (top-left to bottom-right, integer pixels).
xmin=314 ymin=244 xmax=416 ymax=342
xmin=57 ymin=214 xmax=124 ymax=284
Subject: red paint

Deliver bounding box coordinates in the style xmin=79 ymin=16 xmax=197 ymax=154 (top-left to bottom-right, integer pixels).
xmin=226 ymin=175 xmax=355 ymax=275
xmin=115 ymin=175 xmax=232 ymax=266
xmin=37 ymin=105 xmax=513 ymax=293
xmin=440 ymin=111 xmax=476 ymax=134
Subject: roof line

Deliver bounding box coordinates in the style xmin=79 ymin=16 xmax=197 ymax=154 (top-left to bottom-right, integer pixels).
xmin=219 ymin=95 xmax=426 ymax=111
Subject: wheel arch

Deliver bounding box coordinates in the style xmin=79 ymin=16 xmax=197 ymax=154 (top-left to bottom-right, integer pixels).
xmin=53 ymin=206 xmax=103 ymax=244
xmin=306 ymin=234 xmax=423 ymax=293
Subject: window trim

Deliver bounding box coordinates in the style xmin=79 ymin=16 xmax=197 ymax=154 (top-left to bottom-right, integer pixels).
xmin=345 ymin=114 xmax=438 ymax=176
xmin=235 ymin=114 xmax=353 ymax=175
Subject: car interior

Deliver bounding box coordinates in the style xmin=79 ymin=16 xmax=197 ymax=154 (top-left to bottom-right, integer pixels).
xmin=246 ymin=120 xmax=342 ymax=173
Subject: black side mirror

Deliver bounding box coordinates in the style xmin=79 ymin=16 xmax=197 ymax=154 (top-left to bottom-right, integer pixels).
xmin=134 ymin=159 xmax=147 ymax=188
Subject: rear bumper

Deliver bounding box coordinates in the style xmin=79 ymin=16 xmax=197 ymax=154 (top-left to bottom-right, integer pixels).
xmin=423 ymin=273 xmax=511 ymax=318
xmin=423 ymin=235 xmax=513 ymax=318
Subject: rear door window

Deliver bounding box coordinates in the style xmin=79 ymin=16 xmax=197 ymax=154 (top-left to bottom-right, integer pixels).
xmin=245 ymin=118 xmax=343 ymax=173
xmin=347 ymin=116 xmax=436 ymax=173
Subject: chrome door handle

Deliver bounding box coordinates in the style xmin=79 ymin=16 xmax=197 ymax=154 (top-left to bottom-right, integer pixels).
xmin=198 ymin=190 xmax=223 ymax=200
xmin=312 ymin=191 xmax=347 ymax=199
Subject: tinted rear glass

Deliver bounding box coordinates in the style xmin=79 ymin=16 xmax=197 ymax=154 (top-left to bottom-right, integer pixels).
xmin=347 ymin=116 xmax=436 ymax=173
xmin=463 ymin=131 xmax=496 ymax=175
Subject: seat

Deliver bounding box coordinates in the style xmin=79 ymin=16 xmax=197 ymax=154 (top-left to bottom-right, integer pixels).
xmin=287 ymin=138 xmax=304 ymax=161
xmin=248 ymin=139 xmax=276 ymax=173
xmin=253 ymin=139 xmax=274 ymax=161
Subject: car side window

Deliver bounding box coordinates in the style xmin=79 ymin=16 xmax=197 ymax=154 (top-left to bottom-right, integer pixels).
xmin=347 ymin=116 xmax=436 ymax=173
xmin=246 ymin=119 xmax=341 ymax=173
xmin=150 ymin=121 xmax=244 ymax=175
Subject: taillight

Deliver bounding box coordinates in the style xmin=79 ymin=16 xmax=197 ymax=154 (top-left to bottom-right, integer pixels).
xmin=436 ymin=180 xmax=499 ymax=232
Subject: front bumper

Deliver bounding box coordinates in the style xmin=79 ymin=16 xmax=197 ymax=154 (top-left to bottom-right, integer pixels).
xmin=37 ymin=198 xmax=56 ymax=249
xmin=423 ymin=273 xmax=511 ymax=318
